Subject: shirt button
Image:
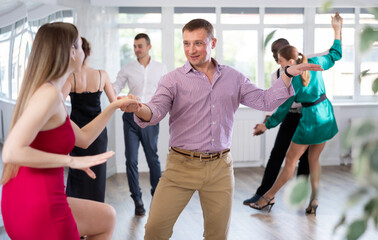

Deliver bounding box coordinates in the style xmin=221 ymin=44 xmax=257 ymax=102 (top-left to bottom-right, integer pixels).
xmin=212 ymin=139 xmax=215 ymax=142
xmin=212 ymin=105 xmax=215 ymax=108
xmin=212 ymin=121 xmax=215 ymax=124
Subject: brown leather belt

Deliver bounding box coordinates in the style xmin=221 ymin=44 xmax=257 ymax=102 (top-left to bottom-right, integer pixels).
xmin=171 ymin=147 xmax=230 ymax=162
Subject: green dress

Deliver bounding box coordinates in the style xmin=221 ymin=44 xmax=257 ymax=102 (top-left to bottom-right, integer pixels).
xmin=266 ymin=39 xmax=342 ymax=145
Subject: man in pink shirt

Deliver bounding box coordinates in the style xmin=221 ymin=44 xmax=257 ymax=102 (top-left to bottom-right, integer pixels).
xmin=124 ymin=18 xmax=322 ymax=240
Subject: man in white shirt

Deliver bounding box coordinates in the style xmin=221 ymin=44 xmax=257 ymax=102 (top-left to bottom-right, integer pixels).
xmin=113 ymin=33 xmax=167 ymax=216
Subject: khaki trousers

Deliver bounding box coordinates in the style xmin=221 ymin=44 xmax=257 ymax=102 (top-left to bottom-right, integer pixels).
xmin=144 ymin=149 xmax=234 ymax=240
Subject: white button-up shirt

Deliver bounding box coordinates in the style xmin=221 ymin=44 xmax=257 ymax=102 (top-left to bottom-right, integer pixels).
xmin=113 ymin=59 xmax=168 ymax=102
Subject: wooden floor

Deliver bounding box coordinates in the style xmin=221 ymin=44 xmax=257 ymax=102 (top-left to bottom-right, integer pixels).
xmin=105 ymin=165 xmax=378 ymax=240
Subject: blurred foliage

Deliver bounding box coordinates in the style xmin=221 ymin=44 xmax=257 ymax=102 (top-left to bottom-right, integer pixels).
xmin=360 ymin=8 xmax=378 ymax=94
xmin=263 ymin=30 xmax=276 ymax=51
xmin=284 ymin=176 xmax=310 ymax=210
xmin=334 ymin=119 xmax=378 ymax=240
xmin=320 ymin=0 xmax=333 ymax=12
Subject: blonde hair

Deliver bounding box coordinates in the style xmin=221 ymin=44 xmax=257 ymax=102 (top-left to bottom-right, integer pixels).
xmin=278 ymin=45 xmax=310 ymax=87
xmin=1 ymin=22 xmax=79 ymax=184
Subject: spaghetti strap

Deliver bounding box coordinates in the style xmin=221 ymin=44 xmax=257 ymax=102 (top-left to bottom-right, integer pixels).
xmin=73 ymin=72 xmax=77 ymax=93
xmin=48 ymin=81 xmax=70 ymax=116
xmin=98 ymin=70 xmax=102 ymax=91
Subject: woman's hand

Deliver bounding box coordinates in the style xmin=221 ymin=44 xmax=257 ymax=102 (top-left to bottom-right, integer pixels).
xmin=115 ymin=95 xmax=142 ymax=112
xmin=68 ymin=151 xmax=115 ymax=179
xmin=332 ymin=11 xmax=343 ymax=31
xmin=332 ymin=11 xmax=343 ymax=40
xmin=253 ymin=123 xmax=267 ymax=136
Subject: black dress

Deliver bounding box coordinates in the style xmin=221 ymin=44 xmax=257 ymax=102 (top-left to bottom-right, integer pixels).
xmin=66 ymin=71 xmax=107 ymax=202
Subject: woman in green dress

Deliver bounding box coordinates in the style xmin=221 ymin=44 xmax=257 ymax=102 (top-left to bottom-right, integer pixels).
xmin=250 ymin=12 xmax=343 ymax=215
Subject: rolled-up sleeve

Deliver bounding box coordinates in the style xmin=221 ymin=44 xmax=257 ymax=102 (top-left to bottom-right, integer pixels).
xmin=134 ymin=74 xmax=174 ymax=127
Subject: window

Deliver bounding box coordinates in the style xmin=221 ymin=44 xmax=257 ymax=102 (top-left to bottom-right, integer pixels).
xmin=174 ymin=7 xmax=216 ymax=24
xmin=315 ymin=28 xmax=355 ymax=98
xmin=360 ymin=8 xmax=378 ymax=24
xmin=315 ymin=8 xmax=355 ymax=24
xmin=221 ymin=8 xmax=259 ymax=24
xmin=361 ymin=42 xmax=378 ymax=96
xmin=223 ymin=30 xmax=257 ymax=83
xmin=264 ymin=8 xmax=304 ymax=24
xmin=0 ymin=25 xmax=11 ymax=98
xmin=0 ymin=10 xmax=74 ymax=101
xmin=119 ymin=7 xmax=161 ymax=24
xmin=11 ymin=19 xmax=26 ymax=100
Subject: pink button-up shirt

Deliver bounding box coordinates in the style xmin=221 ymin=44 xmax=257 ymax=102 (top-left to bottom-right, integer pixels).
xmin=135 ymin=59 xmax=294 ymax=153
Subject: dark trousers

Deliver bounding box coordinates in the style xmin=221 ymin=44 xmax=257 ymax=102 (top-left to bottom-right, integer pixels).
xmin=256 ymin=112 xmax=310 ymax=196
xmin=123 ymin=112 xmax=161 ymax=201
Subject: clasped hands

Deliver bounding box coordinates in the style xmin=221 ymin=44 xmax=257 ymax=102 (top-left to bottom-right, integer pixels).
xmin=117 ymin=94 xmax=143 ymax=112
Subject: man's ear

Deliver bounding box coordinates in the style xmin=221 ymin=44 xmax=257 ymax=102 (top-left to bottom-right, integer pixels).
xmin=289 ymin=59 xmax=296 ymax=65
xmin=148 ymin=44 xmax=152 ymax=51
xmin=211 ymin=38 xmax=217 ymax=49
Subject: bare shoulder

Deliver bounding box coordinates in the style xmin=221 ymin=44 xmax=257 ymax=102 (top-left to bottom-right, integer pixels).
xmin=31 ymin=83 xmax=61 ymax=110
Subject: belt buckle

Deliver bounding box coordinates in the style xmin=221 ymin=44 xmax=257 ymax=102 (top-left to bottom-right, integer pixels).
xmin=199 ymin=153 xmax=213 ymax=162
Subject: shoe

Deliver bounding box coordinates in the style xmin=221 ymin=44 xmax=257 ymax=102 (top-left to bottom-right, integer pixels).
xmin=243 ymin=194 xmax=262 ymax=205
xmin=305 ymin=199 xmax=318 ymax=216
xmin=134 ymin=199 xmax=146 ymax=216
xmin=249 ymin=196 xmax=275 ymax=212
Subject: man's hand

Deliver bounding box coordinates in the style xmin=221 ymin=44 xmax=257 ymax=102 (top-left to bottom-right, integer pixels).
xmin=253 ymin=123 xmax=267 ymax=136
xmin=117 ymin=94 xmax=142 ymax=112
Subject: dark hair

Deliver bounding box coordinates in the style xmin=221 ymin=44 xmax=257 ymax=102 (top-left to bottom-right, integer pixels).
xmin=279 ymin=45 xmax=310 ymax=86
xmin=271 ymin=38 xmax=290 ymax=62
xmin=182 ymin=18 xmax=214 ymax=39
xmin=81 ymin=37 xmax=91 ymax=61
xmin=135 ymin=33 xmax=151 ymax=45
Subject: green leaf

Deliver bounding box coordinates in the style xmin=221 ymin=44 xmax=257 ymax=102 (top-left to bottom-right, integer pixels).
xmin=360 ymin=26 xmax=378 ymax=53
xmin=346 ymin=219 xmax=367 ymax=240
xmin=372 ymin=77 xmax=378 ymax=94
xmin=263 ymin=30 xmax=276 ymax=51
xmin=371 ymin=146 xmax=378 ymax=173
xmin=359 ymin=69 xmax=370 ymax=83
xmin=346 ymin=188 xmax=368 ymax=207
xmin=334 ymin=214 xmax=346 ymax=232
xmin=283 ymin=176 xmax=309 ymax=209
xmin=375 ymin=213 xmax=378 ymax=228
xmin=289 ymin=178 xmax=309 ymax=204
xmin=364 ymin=199 xmax=375 ymax=218
xmin=368 ymin=8 xmax=378 ymax=20
xmin=356 ymin=121 xmax=375 ymax=138
xmin=320 ymin=0 xmax=333 ymax=12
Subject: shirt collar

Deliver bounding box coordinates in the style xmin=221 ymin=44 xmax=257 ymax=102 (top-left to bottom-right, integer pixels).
xmin=183 ymin=58 xmax=222 ymax=74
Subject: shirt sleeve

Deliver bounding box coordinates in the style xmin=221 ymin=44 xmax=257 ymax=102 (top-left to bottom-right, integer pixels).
xmin=240 ymin=75 xmax=294 ymax=112
xmin=134 ymin=73 xmax=174 ymax=127
xmin=265 ymin=96 xmax=294 ymax=129
xmin=307 ymin=50 xmax=329 ymax=58
xmin=265 ymin=70 xmax=280 ymax=115
xmin=311 ymin=39 xmax=342 ymax=71
xmin=113 ymin=66 xmax=128 ymax=95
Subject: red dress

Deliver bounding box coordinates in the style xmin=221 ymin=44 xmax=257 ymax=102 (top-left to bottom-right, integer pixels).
xmin=1 ymin=116 xmax=80 ymax=239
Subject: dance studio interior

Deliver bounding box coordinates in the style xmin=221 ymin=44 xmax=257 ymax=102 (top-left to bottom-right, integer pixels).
xmin=0 ymin=0 xmax=377 ymax=239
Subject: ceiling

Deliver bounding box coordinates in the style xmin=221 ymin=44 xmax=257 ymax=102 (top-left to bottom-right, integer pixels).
xmin=1 ymin=0 xmax=377 ymax=28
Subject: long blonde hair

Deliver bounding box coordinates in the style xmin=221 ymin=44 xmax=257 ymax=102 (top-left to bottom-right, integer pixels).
xmin=1 ymin=22 xmax=79 ymax=184
xmin=278 ymin=45 xmax=310 ymax=86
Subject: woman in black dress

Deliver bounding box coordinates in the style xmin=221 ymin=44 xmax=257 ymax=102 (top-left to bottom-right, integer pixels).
xmin=63 ymin=37 xmax=117 ymax=202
